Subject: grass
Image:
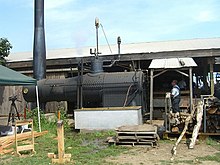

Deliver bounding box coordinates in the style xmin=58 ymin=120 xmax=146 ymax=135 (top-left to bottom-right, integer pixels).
xmin=1 ymin=109 xmax=220 ymax=165
xmin=0 ymin=123 xmax=128 ymax=165
xmin=196 ymin=137 xmax=220 ymax=163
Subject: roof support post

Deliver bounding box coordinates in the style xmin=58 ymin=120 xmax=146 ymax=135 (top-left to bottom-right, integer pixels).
xmin=189 ymin=67 xmax=193 ymax=113
xmin=208 ymin=58 xmax=215 ymax=95
xmin=150 ymin=69 xmax=154 ymax=124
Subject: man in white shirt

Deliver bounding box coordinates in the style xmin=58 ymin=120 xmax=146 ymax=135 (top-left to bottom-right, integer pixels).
xmin=171 ymin=80 xmax=180 ymax=113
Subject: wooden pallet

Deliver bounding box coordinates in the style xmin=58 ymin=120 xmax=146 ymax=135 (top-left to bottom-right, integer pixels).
xmin=109 ymin=125 xmax=159 ymax=147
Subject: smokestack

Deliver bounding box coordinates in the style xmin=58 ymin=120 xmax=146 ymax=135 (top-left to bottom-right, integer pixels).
xmin=33 ymin=0 xmax=46 ymax=80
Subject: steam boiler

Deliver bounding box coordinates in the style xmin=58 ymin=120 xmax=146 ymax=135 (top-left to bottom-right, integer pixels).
xmin=23 ymin=64 xmax=147 ymax=111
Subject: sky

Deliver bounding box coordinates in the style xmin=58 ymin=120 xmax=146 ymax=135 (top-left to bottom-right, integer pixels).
xmin=0 ymin=0 xmax=220 ymax=53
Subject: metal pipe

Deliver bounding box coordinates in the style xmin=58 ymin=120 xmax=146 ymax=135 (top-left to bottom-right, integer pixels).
xmin=117 ymin=36 xmax=121 ymax=56
xmin=95 ymin=17 xmax=99 ymax=58
xmin=33 ymin=0 xmax=46 ymax=80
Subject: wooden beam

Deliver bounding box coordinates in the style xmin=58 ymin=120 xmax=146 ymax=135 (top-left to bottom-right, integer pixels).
xmin=7 ymin=49 xmax=220 ymax=70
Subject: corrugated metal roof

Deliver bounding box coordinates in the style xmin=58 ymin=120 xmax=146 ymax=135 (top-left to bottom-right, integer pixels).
xmin=148 ymin=58 xmax=197 ymax=69
xmin=7 ymin=37 xmax=220 ymax=62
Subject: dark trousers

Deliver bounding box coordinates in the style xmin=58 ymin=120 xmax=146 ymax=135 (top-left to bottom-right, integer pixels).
xmin=171 ymin=95 xmax=180 ymax=113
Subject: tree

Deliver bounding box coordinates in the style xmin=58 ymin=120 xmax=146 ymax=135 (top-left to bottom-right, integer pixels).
xmin=0 ymin=38 xmax=12 ymax=65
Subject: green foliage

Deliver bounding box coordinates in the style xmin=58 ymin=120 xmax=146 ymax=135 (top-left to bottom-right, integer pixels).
xmin=26 ymin=108 xmax=56 ymax=132
xmin=26 ymin=106 xmax=70 ymax=133
xmin=0 ymin=38 xmax=12 ymax=65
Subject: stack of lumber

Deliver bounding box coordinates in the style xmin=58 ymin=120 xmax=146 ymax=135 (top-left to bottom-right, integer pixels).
xmin=108 ymin=124 xmax=159 ymax=147
xmin=0 ymin=130 xmax=48 ymax=155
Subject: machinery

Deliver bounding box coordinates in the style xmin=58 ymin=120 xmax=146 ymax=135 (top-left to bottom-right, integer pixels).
xmin=23 ymin=62 xmax=147 ymax=111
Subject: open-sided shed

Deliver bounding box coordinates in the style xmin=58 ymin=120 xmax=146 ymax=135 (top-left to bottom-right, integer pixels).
xmin=148 ymin=58 xmax=197 ymax=122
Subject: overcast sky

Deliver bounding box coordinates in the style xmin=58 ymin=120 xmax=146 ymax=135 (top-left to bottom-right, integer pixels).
xmin=0 ymin=0 xmax=220 ymax=53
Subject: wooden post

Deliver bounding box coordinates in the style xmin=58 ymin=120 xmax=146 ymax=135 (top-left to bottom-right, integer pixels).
xmin=51 ymin=120 xmax=71 ymax=164
xmin=189 ymin=67 xmax=193 ymax=113
xmin=58 ymin=120 xmax=64 ymax=163
xmin=209 ymin=61 xmax=214 ymax=95
xmin=171 ymin=105 xmax=196 ymax=160
xmin=202 ymin=60 xmax=209 ymax=92
xmin=58 ymin=110 xmax=61 ymax=121
xmin=189 ymin=101 xmax=203 ymax=149
xmin=165 ymin=94 xmax=168 ymax=131
xmin=150 ymin=69 xmax=154 ymax=124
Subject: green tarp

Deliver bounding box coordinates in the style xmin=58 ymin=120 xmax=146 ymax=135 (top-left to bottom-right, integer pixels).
xmin=0 ymin=65 xmax=36 ymax=85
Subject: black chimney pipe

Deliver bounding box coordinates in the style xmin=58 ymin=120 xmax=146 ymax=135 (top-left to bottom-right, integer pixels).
xmin=33 ymin=0 xmax=46 ymax=80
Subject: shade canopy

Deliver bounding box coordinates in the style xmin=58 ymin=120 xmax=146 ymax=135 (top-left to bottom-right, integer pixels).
xmin=149 ymin=58 xmax=197 ymax=69
xmin=0 ymin=65 xmax=36 ymax=85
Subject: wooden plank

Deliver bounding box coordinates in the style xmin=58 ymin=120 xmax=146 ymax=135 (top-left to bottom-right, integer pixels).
xmin=48 ymin=153 xmax=55 ymax=158
xmin=117 ymin=131 xmax=157 ymax=135
xmin=117 ymin=136 xmax=156 ymax=140
xmin=17 ymin=144 xmax=34 ymax=152
xmin=52 ymin=158 xmax=71 ymax=164
xmin=76 ymin=106 xmax=142 ymax=111
xmin=0 ymin=148 xmax=14 ymax=155
xmin=0 ymin=131 xmax=48 ymax=145
xmin=15 ymin=119 xmax=33 ymax=126
xmin=116 ymin=124 xmax=156 ymax=132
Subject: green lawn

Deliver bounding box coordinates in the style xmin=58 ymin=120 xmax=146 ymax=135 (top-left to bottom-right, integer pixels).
xmin=0 ymin=128 xmax=128 ymax=165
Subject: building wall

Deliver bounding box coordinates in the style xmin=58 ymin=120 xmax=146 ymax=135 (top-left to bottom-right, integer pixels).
xmin=0 ymin=86 xmax=25 ymax=115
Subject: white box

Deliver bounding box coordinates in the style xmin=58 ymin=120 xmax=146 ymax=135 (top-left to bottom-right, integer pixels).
xmin=74 ymin=106 xmax=142 ymax=130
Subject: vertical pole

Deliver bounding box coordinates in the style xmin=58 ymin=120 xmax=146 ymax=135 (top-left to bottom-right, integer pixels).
xmin=77 ymin=61 xmax=80 ymax=109
xmin=210 ymin=62 xmax=214 ymax=95
xmin=203 ymin=60 xmax=209 ymax=92
xmin=203 ymin=98 xmax=207 ymax=133
xmin=189 ymin=67 xmax=193 ymax=113
xmin=15 ymin=123 xmax=18 ymax=154
xmin=80 ymin=58 xmax=83 ymax=108
xmin=58 ymin=110 xmax=61 ymax=120
xmin=57 ymin=120 xmax=64 ymax=163
xmin=31 ymin=120 xmax=35 ymax=152
xmin=150 ymin=69 xmax=154 ymax=124
xmin=165 ymin=96 xmax=168 ymax=131
xmin=117 ymin=36 xmax=121 ymax=59
xmin=36 ymin=86 xmax=41 ymax=132
xmin=95 ymin=18 xmax=99 ymax=58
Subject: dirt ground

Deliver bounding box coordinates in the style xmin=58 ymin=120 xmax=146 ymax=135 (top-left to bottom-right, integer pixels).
xmin=106 ymin=141 xmax=220 ymax=165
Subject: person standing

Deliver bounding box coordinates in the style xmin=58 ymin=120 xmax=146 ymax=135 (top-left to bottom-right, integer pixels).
xmin=171 ymin=80 xmax=181 ymax=113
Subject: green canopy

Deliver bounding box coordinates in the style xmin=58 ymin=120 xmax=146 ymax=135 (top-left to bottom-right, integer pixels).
xmin=0 ymin=65 xmax=36 ymax=85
